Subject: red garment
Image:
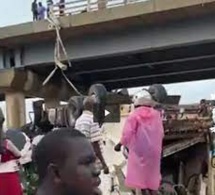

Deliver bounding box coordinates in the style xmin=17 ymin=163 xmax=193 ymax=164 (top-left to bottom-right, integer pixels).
xmin=0 ymin=172 xmax=23 ymax=195
xmin=1 ymin=150 xmax=15 ymax=161
xmin=0 ymin=140 xmax=23 ymax=195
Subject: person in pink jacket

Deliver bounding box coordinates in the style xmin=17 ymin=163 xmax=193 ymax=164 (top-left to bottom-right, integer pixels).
xmin=115 ymin=92 xmax=164 ymax=195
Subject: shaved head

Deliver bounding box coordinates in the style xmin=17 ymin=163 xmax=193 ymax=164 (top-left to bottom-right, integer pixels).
xmin=34 ymin=128 xmax=101 ymax=195
xmin=33 ymin=128 xmax=85 ymax=182
xmin=83 ymin=96 xmax=95 ymax=112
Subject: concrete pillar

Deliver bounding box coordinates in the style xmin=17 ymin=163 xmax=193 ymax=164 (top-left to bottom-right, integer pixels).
xmin=5 ymin=91 xmax=26 ymax=129
xmin=44 ymin=98 xmax=60 ymax=109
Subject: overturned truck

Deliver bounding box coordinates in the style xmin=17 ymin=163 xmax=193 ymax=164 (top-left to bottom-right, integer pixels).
xmin=26 ymin=84 xmax=214 ymax=195
xmin=160 ymin=98 xmax=215 ymax=195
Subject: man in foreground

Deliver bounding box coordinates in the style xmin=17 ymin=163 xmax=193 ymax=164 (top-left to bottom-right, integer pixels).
xmin=33 ymin=128 xmax=101 ymax=195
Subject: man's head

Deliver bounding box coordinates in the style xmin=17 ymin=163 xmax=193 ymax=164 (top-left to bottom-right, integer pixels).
xmin=83 ymin=96 xmax=95 ymax=112
xmin=38 ymin=2 xmax=42 ymax=6
xmin=34 ymin=128 xmax=101 ymax=195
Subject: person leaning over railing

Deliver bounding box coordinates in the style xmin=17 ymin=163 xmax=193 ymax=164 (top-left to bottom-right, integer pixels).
xmin=47 ymin=0 xmax=54 ymax=18
xmin=59 ymin=0 xmax=65 ymax=16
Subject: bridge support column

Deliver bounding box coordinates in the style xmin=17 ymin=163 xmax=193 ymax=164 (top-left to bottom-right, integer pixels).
xmin=5 ymin=91 xmax=26 ymax=129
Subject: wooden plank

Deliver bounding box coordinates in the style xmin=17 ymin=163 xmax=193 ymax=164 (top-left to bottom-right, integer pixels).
xmin=163 ymin=136 xmax=205 ymax=158
xmin=164 ymin=133 xmax=205 ymax=141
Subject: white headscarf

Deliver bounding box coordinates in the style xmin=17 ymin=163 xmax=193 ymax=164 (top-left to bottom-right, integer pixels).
xmin=133 ymin=90 xmax=158 ymax=107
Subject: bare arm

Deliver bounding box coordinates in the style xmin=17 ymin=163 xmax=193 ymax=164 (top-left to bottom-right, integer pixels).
xmin=92 ymin=142 xmax=105 ymax=164
xmin=6 ymin=140 xmax=21 ymax=158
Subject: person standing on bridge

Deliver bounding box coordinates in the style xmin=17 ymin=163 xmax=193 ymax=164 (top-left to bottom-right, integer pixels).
xmin=37 ymin=2 xmax=46 ymax=20
xmin=59 ymin=0 xmax=65 ymax=16
xmin=32 ymin=0 xmax=38 ymax=21
xmin=115 ymin=91 xmax=164 ymax=195
xmin=47 ymin=0 xmax=54 ymax=18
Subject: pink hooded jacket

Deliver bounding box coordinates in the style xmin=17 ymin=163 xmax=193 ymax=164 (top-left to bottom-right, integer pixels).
xmin=121 ymin=106 xmax=164 ymax=190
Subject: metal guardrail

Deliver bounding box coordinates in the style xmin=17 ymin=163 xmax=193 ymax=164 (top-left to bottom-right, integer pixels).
xmin=52 ymin=0 xmax=149 ymax=16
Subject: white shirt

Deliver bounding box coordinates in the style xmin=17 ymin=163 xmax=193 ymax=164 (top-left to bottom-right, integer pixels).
xmin=75 ymin=111 xmax=102 ymax=143
xmin=0 ymin=160 xmax=19 ymax=173
xmin=32 ymin=135 xmax=44 ymax=146
xmin=19 ymin=133 xmax=32 ymax=165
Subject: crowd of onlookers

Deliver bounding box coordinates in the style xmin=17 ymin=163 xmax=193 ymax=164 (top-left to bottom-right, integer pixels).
xmin=31 ymin=0 xmax=65 ymax=21
xmin=0 ymin=91 xmax=164 ymax=195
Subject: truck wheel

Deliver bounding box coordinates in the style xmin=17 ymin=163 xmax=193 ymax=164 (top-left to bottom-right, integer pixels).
xmin=88 ymin=84 xmax=107 ymax=103
xmin=148 ymin=84 xmax=167 ymax=103
xmin=117 ymin=88 xmax=129 ymax=96
xmin=67 ymin=96 xmax=85 ymax=127
xmin=88 ymin=84 xmax=107 ymax=127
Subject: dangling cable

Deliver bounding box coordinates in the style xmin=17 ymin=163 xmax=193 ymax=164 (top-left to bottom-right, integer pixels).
xmin=43 ymin=5 xmax=83 ymax=96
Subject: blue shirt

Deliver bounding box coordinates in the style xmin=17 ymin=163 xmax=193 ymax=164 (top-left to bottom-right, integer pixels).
xmin=38 ymin=6 xmax=46 ymax=20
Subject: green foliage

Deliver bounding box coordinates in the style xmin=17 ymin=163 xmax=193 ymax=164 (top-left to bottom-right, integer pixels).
xmin=21 ymin=164 xmax=39 ymax=195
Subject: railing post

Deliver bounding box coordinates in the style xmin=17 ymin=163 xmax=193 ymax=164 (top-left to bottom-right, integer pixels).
xmin=98 ymin=0 xmax=106 ymax=10
xmin=87 ymin=0 xmax=91 ymax=12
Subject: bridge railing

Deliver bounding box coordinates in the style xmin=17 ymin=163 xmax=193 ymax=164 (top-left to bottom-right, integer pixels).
xmin=52 ymin=0 xmax=148 ymax=17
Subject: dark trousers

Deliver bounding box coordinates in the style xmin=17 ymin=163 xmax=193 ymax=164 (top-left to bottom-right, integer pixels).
xmin=33 ymin=11 xmax=38 ymax=21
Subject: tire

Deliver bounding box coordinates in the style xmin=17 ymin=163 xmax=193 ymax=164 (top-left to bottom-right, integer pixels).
xmin=67 ymin=96 xmax=85 ymax=127
xmin=88 ymin=84 xmax=107 ymax=103
xmin=88 ymin=84 xmax=107 ymax=127
xmin=117 ymin=88 xmax=129 ymax=96
xmin=148 ymin=84 xmax=167 ymax=103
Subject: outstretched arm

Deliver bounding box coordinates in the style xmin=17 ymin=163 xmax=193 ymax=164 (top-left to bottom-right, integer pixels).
xmin=90 ymin=122 xmax=109 ymax=174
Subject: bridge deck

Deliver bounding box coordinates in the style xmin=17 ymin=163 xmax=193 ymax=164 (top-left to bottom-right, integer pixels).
xmin=1 ymin=0 xmax=215 ymax=46
xmin=1 ymin=0 xmax=215 ymax=98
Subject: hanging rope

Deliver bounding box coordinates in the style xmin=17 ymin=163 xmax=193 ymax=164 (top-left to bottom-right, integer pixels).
xmin=43 ymin=5 xmax=83 ymax=96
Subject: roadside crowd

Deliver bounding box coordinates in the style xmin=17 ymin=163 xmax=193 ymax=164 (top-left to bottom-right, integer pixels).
xmin=0 ymin=92 xmax=164 ymax=195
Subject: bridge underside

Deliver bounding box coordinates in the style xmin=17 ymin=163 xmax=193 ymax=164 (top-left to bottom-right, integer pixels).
xmin=2 ymin=2 xmax=215 ymax=99
xmin=27 ymin=40 xmax=215 ymax=92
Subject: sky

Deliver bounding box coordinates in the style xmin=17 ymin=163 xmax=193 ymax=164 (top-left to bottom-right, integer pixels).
xmin=0 ymin=0 xmax=31 ymax=27
xmin=1 ymin=0 xmax=215 ymax=122
xmin=0 ymin=0 xmax=61 ymax=27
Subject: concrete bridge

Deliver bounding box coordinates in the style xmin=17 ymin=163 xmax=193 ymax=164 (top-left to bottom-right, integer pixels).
xmin=1 ymin=0 xmax=215 ymax=128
